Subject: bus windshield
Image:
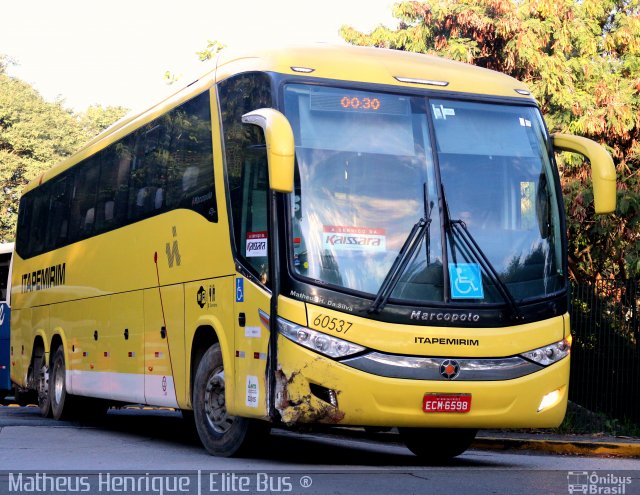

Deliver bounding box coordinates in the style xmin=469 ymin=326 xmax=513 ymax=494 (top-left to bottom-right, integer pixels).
xmin=284 ymin=84 xmax=564 ymax=305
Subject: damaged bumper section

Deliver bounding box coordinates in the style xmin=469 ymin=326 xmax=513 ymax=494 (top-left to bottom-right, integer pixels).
xmin=276 ymin=316 xmax=569 ymax=428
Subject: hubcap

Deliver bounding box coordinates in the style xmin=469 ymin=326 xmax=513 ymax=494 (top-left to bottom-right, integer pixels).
xmin=203 ymin=368 xmax=233 ymax=434
xmin=54 ymin=361 xmax=64 ymax=404
xmin=37 ymin=363 xmax=48 ymax=407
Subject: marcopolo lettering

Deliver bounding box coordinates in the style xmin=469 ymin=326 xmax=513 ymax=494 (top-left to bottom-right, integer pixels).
xmin=191 ymin=191 xmax=213 ymax=206
xmin=410 ymin=310 xmax=481 ymax=323
xmin=21 ymin=263 xmax=66 ymax=293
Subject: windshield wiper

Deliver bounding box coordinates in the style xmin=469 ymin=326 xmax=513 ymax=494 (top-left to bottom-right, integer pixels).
xmin=368 ymin=184 xmax=433 ymax=314
xmin=440 ymin=184 xmax=523 ymax=321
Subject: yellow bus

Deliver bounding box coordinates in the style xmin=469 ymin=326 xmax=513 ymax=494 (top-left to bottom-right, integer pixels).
xmin=10 ymin=44 xmax=616 ymax=460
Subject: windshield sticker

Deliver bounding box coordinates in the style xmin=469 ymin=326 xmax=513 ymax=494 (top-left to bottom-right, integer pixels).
xmin=519 ymin=117 xmax=532 ymax=127
xmin=449 ymin=263 xmax=484 ymax=299
xmin=246 ymin=231 xmax=267 ymax=257
xmin=323 ymin=226 xmax=386 ymax=252
xmin=432 ymin=104 xmax=456 ymax=120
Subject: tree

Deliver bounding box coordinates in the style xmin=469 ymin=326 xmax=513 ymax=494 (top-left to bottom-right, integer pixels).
xmin=0 ymin=57 xmax=128 ymax=242
xmin=79 ymin=104 xmax=129 ymax=137
xmin=341 ymin=0 xmax=640 ymax=281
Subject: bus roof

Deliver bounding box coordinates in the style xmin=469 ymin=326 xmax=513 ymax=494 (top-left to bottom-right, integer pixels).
xmin=24 ymin=43 xmax=535 ymax=194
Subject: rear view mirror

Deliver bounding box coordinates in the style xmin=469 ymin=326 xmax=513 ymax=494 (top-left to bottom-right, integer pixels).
xmin=242 ymin=109 xmax=295 ymax=193
xmin=552 ymin=133 xmax=616 ymax=214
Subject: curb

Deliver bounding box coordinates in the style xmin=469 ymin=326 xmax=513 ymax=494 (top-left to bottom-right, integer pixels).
xmin=473 ymin=437 xmax=640 ymax=458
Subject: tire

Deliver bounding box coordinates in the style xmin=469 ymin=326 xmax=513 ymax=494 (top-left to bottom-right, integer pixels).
xmin=192 ymin=344 xmax=269 ymax=457
xmin=398 ymin=427 xmax=477 ymax=462
xmin=35 ymin=352 xmax=51 ymax=417
xmin=50 ymin=347 xmax=69 ymax=420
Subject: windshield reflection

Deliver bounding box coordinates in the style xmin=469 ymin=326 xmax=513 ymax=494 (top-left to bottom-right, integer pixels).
xmin=284 ymin=84 xmax=564 ymax=305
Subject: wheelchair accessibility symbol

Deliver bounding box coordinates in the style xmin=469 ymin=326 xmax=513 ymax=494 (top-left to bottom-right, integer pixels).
xmin=235 ymin=278 xmax=244 ymax=302
xmin=449 ymin=263 xmax=484 ymax=299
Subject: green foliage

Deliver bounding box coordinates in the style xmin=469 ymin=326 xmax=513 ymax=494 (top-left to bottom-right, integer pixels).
xmin=341 ymin=0 xmax=640 ymax=281
xmin=79 ymin=105 xmax=128 ymax=137
xmin=196 ymin=40 xmax=226 ymax=62
xmin=0 ymin=58 xmax=128 ymax=243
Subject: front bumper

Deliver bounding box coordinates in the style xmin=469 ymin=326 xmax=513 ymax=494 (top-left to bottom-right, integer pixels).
xmin=276 ymin=335 xmax=569 ymax=428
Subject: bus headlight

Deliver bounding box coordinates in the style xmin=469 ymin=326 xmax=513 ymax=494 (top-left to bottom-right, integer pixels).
xmin=277 ymin=317 xmax=366 ymax=359
xmin=521 ymin=338 xmax=571 ymax=366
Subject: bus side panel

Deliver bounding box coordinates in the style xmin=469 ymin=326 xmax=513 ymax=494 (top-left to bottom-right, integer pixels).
xmin=143 ymin=286 xmax=184 ymax=408
xmin=0 ymin=303 xmax=11 ymax=392
xmin=184 ymin=277 xmax=236 ymax=411
xmin=109 ymin=291 xmax=145 ymax=403
xmin=9 ymin=308 xmax=28 ymax=387
xmin=64 ymin=297 xmax=111 ymax=400
xmin=232 ymin=276 xmax=270 ymax=419
xmin=32 ymin=305 xmax=50 ymax=358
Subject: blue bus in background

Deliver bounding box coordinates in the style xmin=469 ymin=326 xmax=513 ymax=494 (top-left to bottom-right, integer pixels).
xmin=0 ymin=243 xmax=13 ymax=400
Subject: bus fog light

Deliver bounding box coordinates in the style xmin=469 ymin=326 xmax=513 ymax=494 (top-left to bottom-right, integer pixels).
xmin=277 ymin=317 xmax=366 ymax=358
xmin=538 ymin=389 xmax=561 ymax=412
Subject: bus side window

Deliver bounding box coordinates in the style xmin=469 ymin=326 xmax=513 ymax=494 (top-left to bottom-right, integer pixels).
xmin=46 ymin=176 xmax=72 ymax=250
xmin=95 ymin=140 xmax=133 ymax=233
xmin=68 ymin=157 xmax=100 ymax=243
xmin=28 ymin=190 xmax=50 ymax=256
xmin=236 ymin=150 xmax=269 ymax=284
xmin=0 ymin=252 xmax=10 ymax=301
xmin=219 ymin=72 xmax=273 ymax=286
xmin=128 ymin=91 xmax=216 ymax=222
xmin=164 ymin=91 xmax=216 ymax=221
xmin=129 ymin=124 xmax=168 ymax=221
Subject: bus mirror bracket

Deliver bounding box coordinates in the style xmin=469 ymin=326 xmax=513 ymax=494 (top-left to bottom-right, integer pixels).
xmin=552 ymin=133 xmax=617 ymax=214
xmin=242 ymin=108 xmax=295 ymax=193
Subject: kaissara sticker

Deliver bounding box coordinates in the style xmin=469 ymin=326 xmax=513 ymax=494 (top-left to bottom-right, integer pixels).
xmin=323 ymin=225 xmax=386 ymax=252
xmin=246 ymin=231 xmax=267 ymax=257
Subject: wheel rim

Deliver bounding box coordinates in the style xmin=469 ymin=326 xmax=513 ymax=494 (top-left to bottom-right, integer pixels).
xmin=203 ymin=367 xmax=233 ymax=434
xmin=54 ymin=359 xmax=64 ymax=405
xmin=37 ymin=362 xmax=48 ymax=408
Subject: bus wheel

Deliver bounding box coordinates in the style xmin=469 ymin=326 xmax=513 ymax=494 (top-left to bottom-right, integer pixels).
xmin=398 ymin=427 xmax=477 ymax=462
xmin=35 ymin=353 xmax=51 ymax=417
xmin=50 ymin=347 xmax=70 ymax=420
xmin=193 ymin=344 xmax=265 ymax=457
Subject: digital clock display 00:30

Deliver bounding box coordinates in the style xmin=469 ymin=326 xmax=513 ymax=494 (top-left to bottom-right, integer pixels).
xmin=340 ymin=96 xmax=381 ymax=111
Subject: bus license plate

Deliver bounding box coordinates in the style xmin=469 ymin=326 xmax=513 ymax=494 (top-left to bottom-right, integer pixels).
xmin=423 ymin=393 xmax=471 ymax=413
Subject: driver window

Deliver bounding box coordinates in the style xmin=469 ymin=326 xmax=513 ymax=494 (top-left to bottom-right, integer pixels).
xmin=219 ymin=72 xmax=273 ymax=286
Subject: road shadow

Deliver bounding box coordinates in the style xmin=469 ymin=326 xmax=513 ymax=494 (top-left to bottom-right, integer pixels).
xmin=0 ymin=405 xmax=508 ymax=468
xmin=94 ymin=408 xmax=504 ymax=468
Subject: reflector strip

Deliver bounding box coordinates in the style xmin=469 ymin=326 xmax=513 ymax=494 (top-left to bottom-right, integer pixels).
xmin=83 ymin=352 xmax=88 ymax=357
xmin=155 ymin=352 xmax=163 ymax=358
xmin=236 ymin=351 xmax=246 ymax=358
xmin=254 ymin=352 xmax=267 ymax=360
xmin=128 ymin=352 xmax=135 ymax=358
xmin=103 ymin=352 xmax=110 ymax=357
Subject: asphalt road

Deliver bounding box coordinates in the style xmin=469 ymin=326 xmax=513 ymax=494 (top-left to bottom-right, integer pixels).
xmin=0 ymin=405 xmax=638 ymax=495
